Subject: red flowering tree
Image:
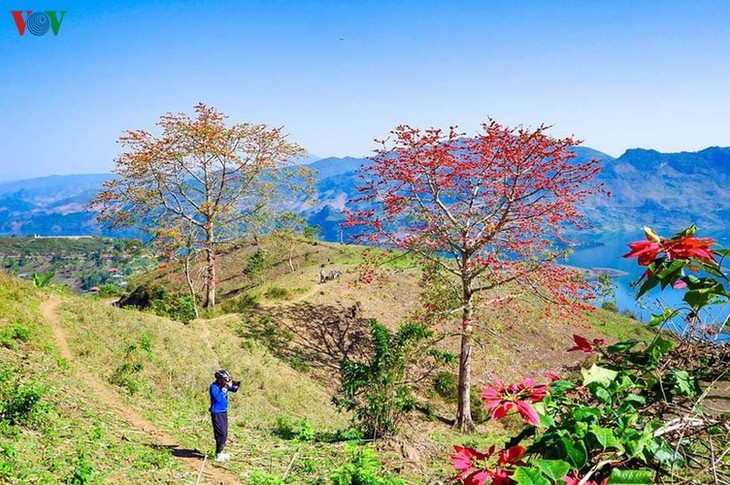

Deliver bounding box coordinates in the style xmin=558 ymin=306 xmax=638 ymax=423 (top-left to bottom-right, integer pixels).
xmin=348 ymin=121 xmax=602 ymax=430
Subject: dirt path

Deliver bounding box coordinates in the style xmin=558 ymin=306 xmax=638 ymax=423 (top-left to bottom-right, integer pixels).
xmin=40 ymin=296 xmax=240 ymax=485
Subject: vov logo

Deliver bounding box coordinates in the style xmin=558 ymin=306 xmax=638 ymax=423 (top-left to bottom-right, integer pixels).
xmin=11 ymin=10 xmax=66 ymax=36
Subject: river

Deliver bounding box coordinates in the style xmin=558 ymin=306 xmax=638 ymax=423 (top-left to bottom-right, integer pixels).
xmin=568 ymin=231 xmax=730 ymax=342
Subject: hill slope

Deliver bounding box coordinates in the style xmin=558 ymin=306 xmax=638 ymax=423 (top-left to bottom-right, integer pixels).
xmin=1 ymin=236 xmax=656 ymax=483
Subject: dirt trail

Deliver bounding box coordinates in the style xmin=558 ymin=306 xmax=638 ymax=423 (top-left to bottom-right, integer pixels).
xmin=40 ymin=296 xmax=240 ymax=485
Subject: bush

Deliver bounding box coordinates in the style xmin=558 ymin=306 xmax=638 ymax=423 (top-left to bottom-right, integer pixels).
xmin=272 ymin=416 xmax=315 ymax=441
xmin=67 ymin=451 xmax=93 ymax=484
xmin=109 ymin=362 xmax=143 ymax=395
xmin=434 ymin=371 xmax=458 ymax=400
xmin=264 ymin=286 xmax=291 ymax=300
xmin=0 ymin=365 xmax=50 ymax=427
xmin=601 ymin=300 xmax=619 ymax=312
xmin=333 ymin=320 xmax=450 ymax=439
xmin=243 ymin=249 xmax=270 ymax=279
xmin=329 ymin=442 xmax=403 ymax=485
xmin=0 ymin=323 xmax=32 ymax=349
xmin=220 ymin=293 xmax=259 ymax=313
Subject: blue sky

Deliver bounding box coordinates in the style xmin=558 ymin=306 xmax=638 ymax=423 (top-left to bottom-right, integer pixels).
xmin=2 ymin=0 xmax=730 ymax=181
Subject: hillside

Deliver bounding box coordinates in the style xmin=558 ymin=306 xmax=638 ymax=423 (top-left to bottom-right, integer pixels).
xmin=1 ymin=146 xmax=729 ymax=239
xmin=0 ymin=237 xmax=657 ymax=483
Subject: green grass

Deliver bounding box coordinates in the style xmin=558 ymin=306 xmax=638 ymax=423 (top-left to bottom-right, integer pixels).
xmin=0 ymin=274 xmax=189 ymax=483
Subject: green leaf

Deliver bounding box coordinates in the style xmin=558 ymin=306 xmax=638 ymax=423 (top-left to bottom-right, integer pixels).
xmin=607 ymin=340 xmax=640 ymax=353
xmin=646 ymin=337 xmax=676 ymax=362
xmin=533 ymin=459 xmax=570 ymax=481
xmin=671 ymin=225 xmax=696 ymax=240
xmin=561 ymin=436 xmax=587 ymax=469
xmin=582 ymin=364 xmax=618 ymax=387
xmin=594 ymin=386 xmax=611 ymax=404
xmin=590 ymin=425 xmax=622 ymax=450
xmin=573 ymin=406 xmax=602 ymax=422
xmin=513 ymin=467 xmax=551 ymax=485
xmin=648 ymin=308 xmax=676 ymax=328
xmin=669 ymin=369 xmax=697 ymax=396
xmin=609 ymin=468 xmax=654 ymax=483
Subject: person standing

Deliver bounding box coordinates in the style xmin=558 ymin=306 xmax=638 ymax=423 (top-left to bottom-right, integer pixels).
xmin=209 ymin=369 xmax=240 ymax=462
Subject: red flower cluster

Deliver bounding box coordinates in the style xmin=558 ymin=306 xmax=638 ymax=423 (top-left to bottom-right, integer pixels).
xmin=451 ymin=444 xmax=525 ymax=484
xmin=481 ymin=377 xmax=548 ymax=426
xmin=623 ymin=227 xmax=716 ymax=266
xmin=567 ymin=334 xmax=604 ymax=353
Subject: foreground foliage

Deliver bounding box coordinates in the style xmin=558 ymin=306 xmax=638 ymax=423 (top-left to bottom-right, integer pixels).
xmin=449 ymin=226 xmax=729 ymax=484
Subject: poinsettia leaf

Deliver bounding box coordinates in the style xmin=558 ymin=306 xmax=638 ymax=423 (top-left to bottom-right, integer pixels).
xmin=533 ymin=459 xmax=570 ymax=481
xmin=560 ymin=436 xmax=587 ymax=469
xmin=513 ymin=466 xmax=551 ymax=485
xmin=646 ymin=337 xmax=676 ymax=362
xmin=609 ymin=468 xmax=654 ymax=483
xmin=581 ymin=364 xmax=618 ymax=387
xmin=607 ymin=339 xmax=640 ymax=353
xmin=590 ymin=425 xmax=623 ymax=451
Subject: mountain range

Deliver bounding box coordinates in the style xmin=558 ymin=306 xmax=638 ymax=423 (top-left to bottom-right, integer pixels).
xmin=0 ymin=146 xmax=728 ymax=241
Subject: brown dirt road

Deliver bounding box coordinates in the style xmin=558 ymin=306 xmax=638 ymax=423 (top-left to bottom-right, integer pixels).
xmin=40 ymin=296 xmax=240 ymax=485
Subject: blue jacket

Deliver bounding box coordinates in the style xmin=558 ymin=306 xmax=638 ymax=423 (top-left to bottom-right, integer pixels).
xmin=209 ymin=382 xmax=239 ymax=413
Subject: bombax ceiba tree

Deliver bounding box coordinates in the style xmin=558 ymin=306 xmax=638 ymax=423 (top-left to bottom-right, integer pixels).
xmin=93 ymin=103 xmax=309 ymax=308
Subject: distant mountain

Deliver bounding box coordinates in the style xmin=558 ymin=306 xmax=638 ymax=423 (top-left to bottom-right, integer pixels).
xmin=0 ymin=147 xmax=727 ymax=240
xmin=583 ymin=147 xmax=730 ymax=234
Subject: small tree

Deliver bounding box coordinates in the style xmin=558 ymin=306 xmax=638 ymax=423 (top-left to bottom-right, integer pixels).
xmin=348 ymin=121 xmax=602 ymax=431
xmin=333 ymin=319 xmax=452 ymax=439
xmin=92 ymin=103 xmax=308 ymax=308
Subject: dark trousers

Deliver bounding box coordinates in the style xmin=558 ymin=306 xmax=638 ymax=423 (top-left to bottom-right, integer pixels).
xmin=211 ymin=412 xmax=228 ymax=455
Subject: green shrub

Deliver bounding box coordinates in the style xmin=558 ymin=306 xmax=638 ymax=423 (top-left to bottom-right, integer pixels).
xmin=32 ymin=271 xmax=54 ymax=288
xmin=329 ymin=442 xmax=403 ymax=485
xmin=434 ymin=371 xmax=458 ymax=401
xmin=0 ymin=323 xmax=32 ymax=349
xmin=249 ymin=470 xmax=284 ymax=485
xmin=333 ymin=320 xmax=448 ymax=438
xmin=66 ymin=451 xmax=93 ymax=484
xmin=264 ymin=286 xmax=291 ymax=300
xmin=220 ymin=293 xmax=259 ymax=313
xmin=273 ymin=416 xmax=315 ymax=441
xmin=243 ymin=249 xmax=270 ymax=279
xmin=470 ymin=386 xmax=488 ymax=424
xmin=109 ymin=362 xmax=143 ymax=395
xmin=97 ymin=284 xmax=123 ymax=297
xmin=0 ymin=365 xmax=50 ymax=427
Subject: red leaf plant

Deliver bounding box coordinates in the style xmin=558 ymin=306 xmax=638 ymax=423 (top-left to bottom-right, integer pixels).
xmin=451 ymin=444 xmax=526 ymax=484
xmin=567 ymin=334 xmax=604 ymax=353
xmin=624 ymin=226 xmax=717 ymax=267
xmin=481 ymin=376 xmax=549 ymax=426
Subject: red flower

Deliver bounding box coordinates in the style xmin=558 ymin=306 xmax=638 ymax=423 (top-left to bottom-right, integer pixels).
xmin=567 ymin=334 xmax=604 ymax=353
xmin=451 ymin=446 xmax=489 ymax=483
xmin=543 ymin=371 xmax=561 ymax=381
xmin=624 ymin=228 xmax=716 ymax=267
xmin=497 ymin=445 xmax=526 ymax=466
xmin=481 ymin=377 xmax=548 ymax=426
xmin=623 ymin=240 xmax=662 ymax=266
xmin=664 ymin=236 xmax=716 ymax=263
xmin=450 ymin=445 xmax=525 ymax=484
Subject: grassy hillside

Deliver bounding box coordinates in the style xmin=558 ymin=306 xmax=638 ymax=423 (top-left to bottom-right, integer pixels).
xmin=0 ymin=237 xmax=654 ymax=483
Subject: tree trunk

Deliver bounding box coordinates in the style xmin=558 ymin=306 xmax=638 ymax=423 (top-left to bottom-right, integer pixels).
xmin=288 ymin=245 xmax=295 ymax=273
xmin=456 ymin=281 xmax=475 ymax=432
xmin=204 ymin=225 xmax=216 ymax=308
xmin=183 ymin=252 xmax=199 ymax=320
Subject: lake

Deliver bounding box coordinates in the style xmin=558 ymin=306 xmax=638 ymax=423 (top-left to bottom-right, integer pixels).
xmin=568 ymin=231 xmax=730 ymax=342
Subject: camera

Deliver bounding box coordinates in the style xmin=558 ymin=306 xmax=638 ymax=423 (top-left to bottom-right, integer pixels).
xmin=232 ymin=380 xmax=241 ymax=387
